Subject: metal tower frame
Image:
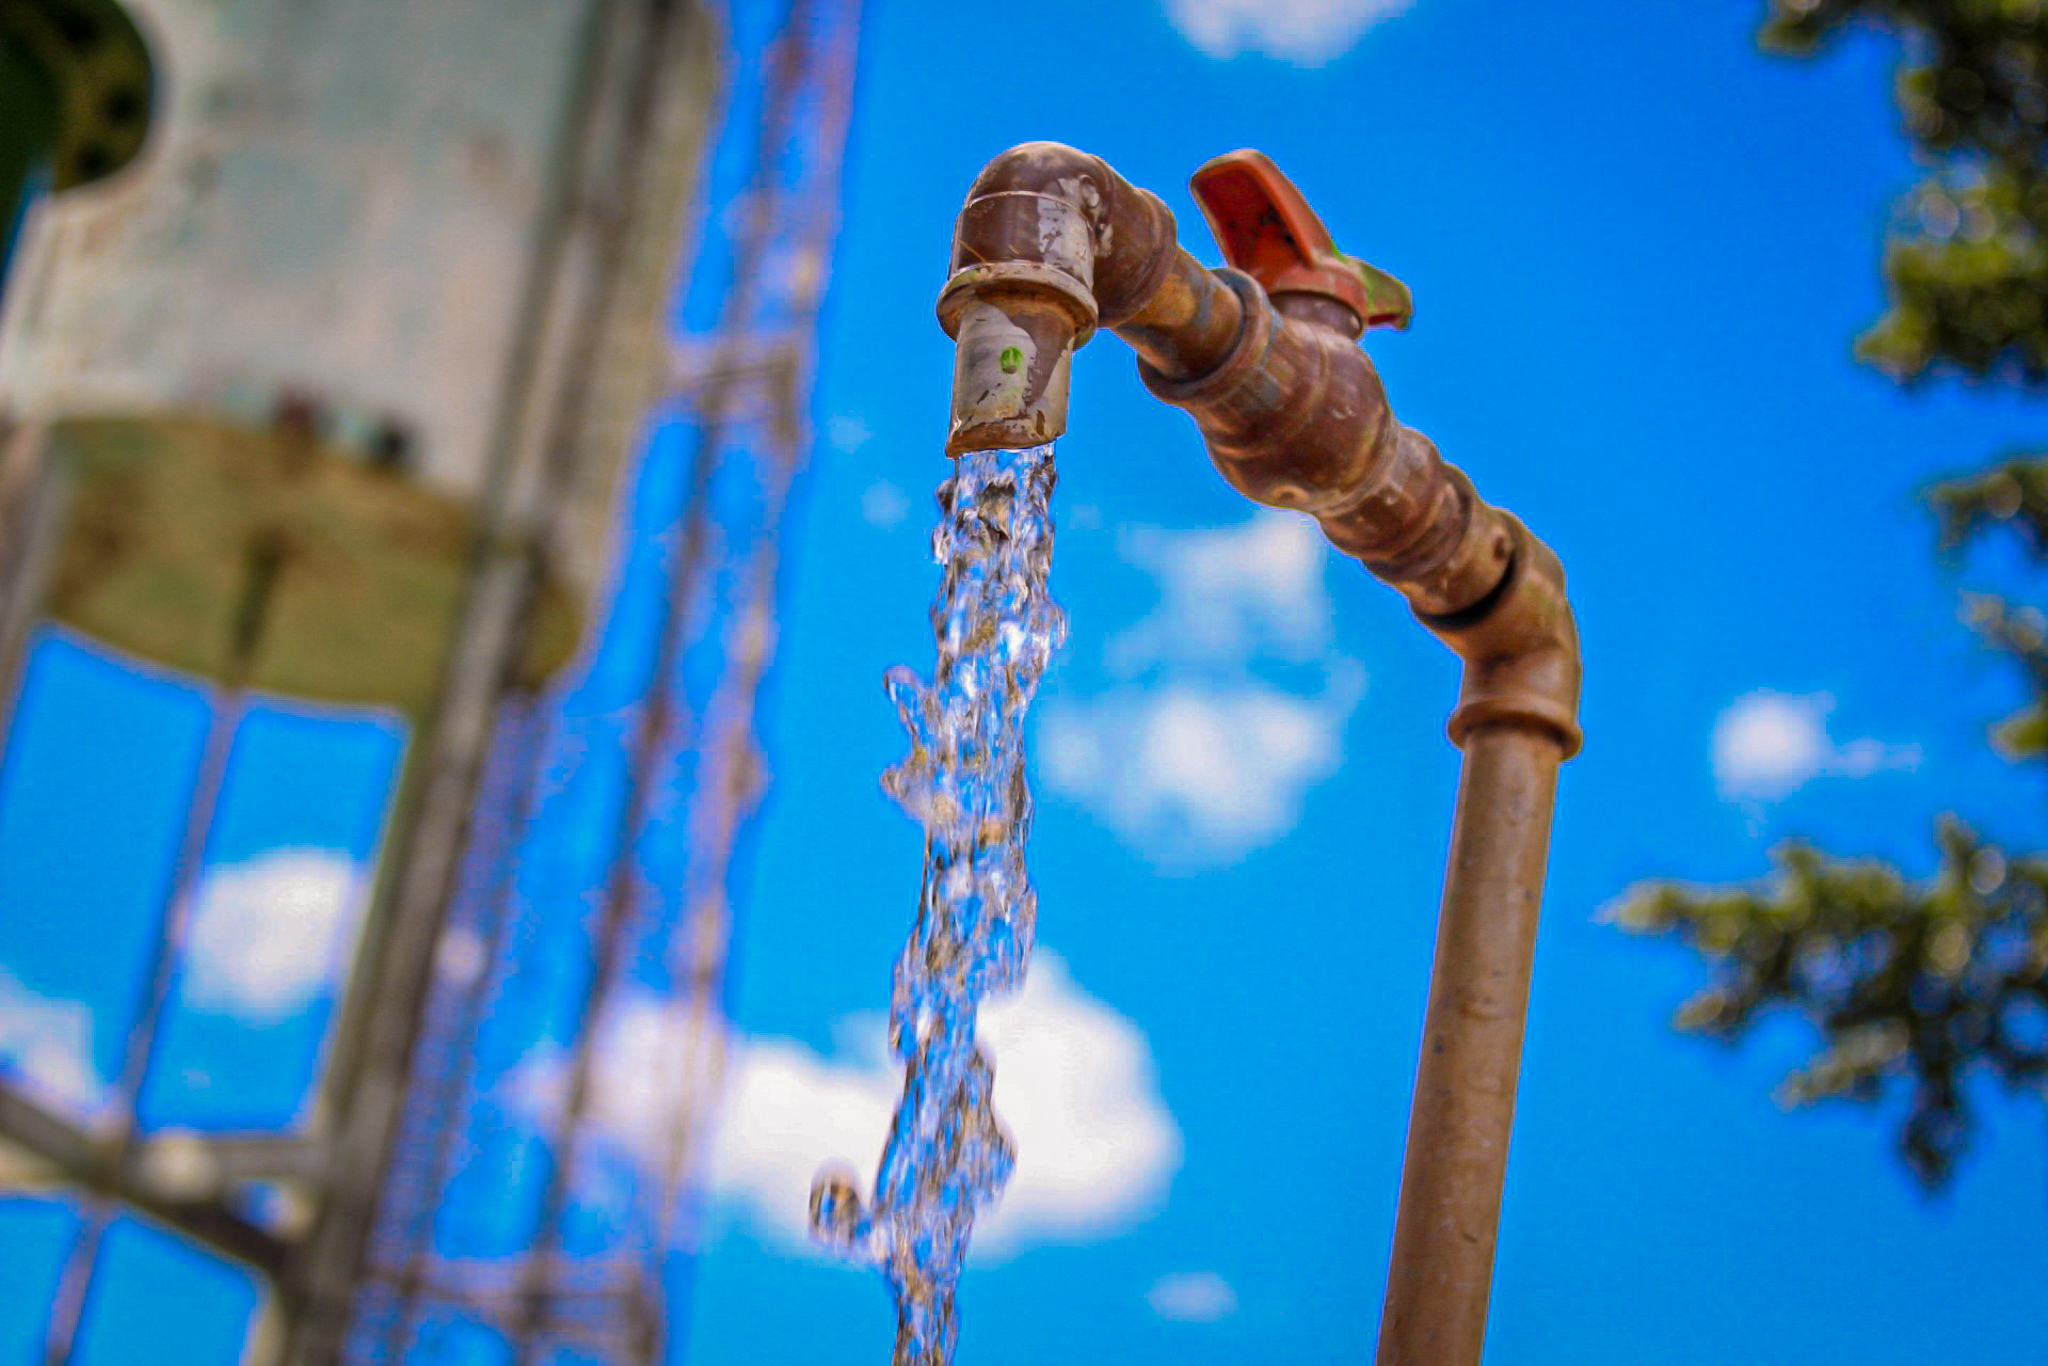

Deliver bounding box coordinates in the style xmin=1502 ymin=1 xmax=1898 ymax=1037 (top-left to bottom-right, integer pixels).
xmin=0 ymin=0 xmax=865 ymax=1360
xmin=352 ymin=3 xmax=863 ymax=1358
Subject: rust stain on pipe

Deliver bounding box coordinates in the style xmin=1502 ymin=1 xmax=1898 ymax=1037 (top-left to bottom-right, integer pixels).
xmin=937 ymin=141 xmax=1583 ymax=1366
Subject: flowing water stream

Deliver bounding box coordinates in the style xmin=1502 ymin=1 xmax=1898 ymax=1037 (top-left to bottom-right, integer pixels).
xmin=809 ymin=441 xmax=1064 ymax=1364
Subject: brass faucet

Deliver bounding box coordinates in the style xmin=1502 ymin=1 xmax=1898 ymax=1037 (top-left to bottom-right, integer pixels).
xmin=938 ymin=142 xmax=1582 ymax=1366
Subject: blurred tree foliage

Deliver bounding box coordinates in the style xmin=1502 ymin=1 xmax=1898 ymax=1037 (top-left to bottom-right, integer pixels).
xmin=1615 ymin=824 xmax=2047 ymax=1185
xmin=1765 ymin=0 xmax=2048 ymax=379
xmin=1611 ymin=0 xmax=2048 ymax=1188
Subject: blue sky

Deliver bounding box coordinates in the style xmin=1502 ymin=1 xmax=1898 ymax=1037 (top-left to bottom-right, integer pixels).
xmin=3 ymin=0 xmax=2046 ymax=1363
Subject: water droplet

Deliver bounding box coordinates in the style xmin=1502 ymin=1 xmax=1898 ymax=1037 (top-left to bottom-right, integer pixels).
xmin=809 ymin=1164 xmax=870 ymax=1257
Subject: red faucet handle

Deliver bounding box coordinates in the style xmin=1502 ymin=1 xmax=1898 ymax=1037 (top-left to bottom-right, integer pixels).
xmin=1190 ymin=149 xmax=1413 ymax=334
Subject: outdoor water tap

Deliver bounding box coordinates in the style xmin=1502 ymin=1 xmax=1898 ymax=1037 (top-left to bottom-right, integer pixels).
xmin=938 ymin=143 xmax=1577 ymax=749
xmin=936 ymin=142 xmax=1583 ymax=1366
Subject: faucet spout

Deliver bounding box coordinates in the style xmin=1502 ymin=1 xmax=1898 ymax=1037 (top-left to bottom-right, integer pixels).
xmin=937 ymin=143 xmax=1247 ymax=454
xmin=936 ymin=142 xmax=1585 ymax=1366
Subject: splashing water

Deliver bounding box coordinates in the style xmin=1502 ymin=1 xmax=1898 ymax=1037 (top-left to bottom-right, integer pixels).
xmin=809 ymin=442 xmax=1064 ymax=1364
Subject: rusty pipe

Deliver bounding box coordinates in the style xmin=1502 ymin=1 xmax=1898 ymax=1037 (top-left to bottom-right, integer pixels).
xmin=938 ymin=143 xmax=1244 ymax=452
xmin=938 ymin=142 xmax=1582 ymax=1365
xmin=1376 ymin=723 xmax=1558 ymax=1365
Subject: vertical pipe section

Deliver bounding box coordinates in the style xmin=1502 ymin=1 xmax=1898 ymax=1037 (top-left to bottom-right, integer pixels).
xmin=1376 ymin=722 xmax=1562 ymax=1366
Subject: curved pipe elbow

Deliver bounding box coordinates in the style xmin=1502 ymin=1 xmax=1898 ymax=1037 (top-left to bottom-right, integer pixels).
xmin=1423 ymin=523 xmax=1582 ymax=759
xmin=949 ymin=143 xmax=1182 ymax=324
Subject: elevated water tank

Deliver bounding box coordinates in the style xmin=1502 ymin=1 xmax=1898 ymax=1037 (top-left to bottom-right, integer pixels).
xmin=0 ymin=0 xmax=707 ymax=710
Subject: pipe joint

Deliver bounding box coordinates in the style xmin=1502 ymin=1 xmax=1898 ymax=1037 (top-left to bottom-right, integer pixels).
xmin=1354 ymin=463 xmax=1508 ymax=616
xmin=1149 ymin=280 xmax=1384 ymax=519
xmin=937 ymin=265 xmax=1093 ymax=455
xmin=937 ymin=259 xmax=1098 ymax=345
xmin=1421 ymin=520 xmax=1582 ymax=758
xmin=1134 ymin=266 xmax=1267 ymax=408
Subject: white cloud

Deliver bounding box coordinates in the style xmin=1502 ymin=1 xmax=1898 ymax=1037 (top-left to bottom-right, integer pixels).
xmin=1711 ymin=691 xmax=1920 ymax=802
xmin=1041 ymin=510 xmax=1363 ymax=866
xmin=0 ymin=969 xmax=101 ymax=1115
xmin=510 ymin=952 xmax=1179 ymax=1258
xmin=507 ymin=990 xmax=724 ymax=1205
xmin=715 ymin=952 xmax=1178 ymax=1258
xmin=183 ymin=850 xmax=366 ymax=1020
xmin=1039 ymin=670 xmax=1362 ymax=866
xmin=829 ymin=415 xmax=872 ymax=452
xmin=435 ymin=924 xmax=490 ymax=988
xmin=1164 ymin=0 xmax=1413 ymax=65
xmin=1107 ymin=511 xmax=1331 ymax=674
xmin=861 ymin=480 xmax=911 ymax=529
xmin=1147 ymin=1270 xmax=1238 ymax=1322
xmin=968 ymin=954 xmax=1181 ymax=1249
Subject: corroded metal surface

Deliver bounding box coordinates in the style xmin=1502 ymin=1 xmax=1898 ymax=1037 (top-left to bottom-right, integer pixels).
xmin=940 ymin=141 xmax=1580 ymax=746
xmin=1376 ymin=725 xmax=1559 ymax=1366
xmin=939 ymin=141 xmax=1583 ymax=1366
